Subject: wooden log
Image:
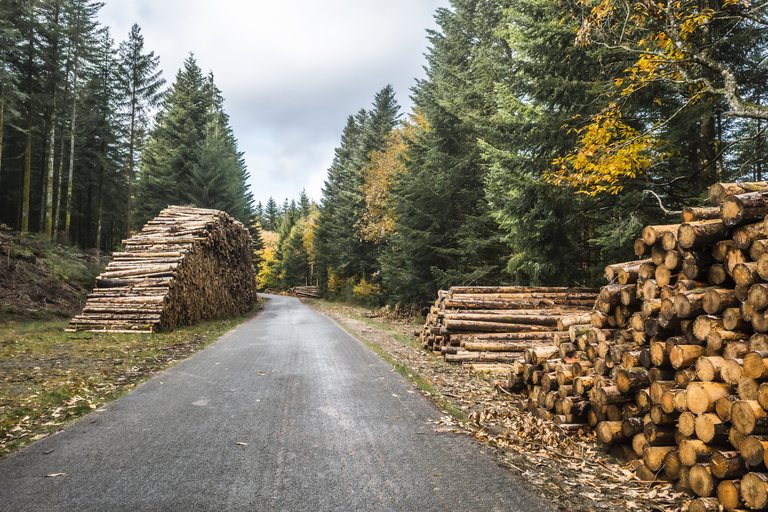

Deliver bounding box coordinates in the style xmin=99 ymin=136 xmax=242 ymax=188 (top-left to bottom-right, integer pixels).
xmin=751 ymin=239 xmax=768 ymax=261
xmin=724 ymin=308 xmax=751 ymax=331
xmin=733 ymin=220 xmax=768 ymax=250
xmin=684 ymin=206 xmax=722 ymax=222
xmin=708 ymin=182 xmax=768 ymax=204
xmin=688 ymin=382 xmax=735 ymax=415
xmin=708 ymin=263 xmax=731 ymax=286
xmin=675 ymin=290 xmax=707 ymax=318
xmin=716 ymin=480 xmax=744 ymax=511
xmin=723 ymin=359 xmax=746 ymax=386
xmin=722 ymin=192 xmax=768 ymax=227
xmin=732 ymin=400 xmax=768 ymax=435
xmin=733 ymin=262 xmax=762 ymax=288
xmin=716 ymin=395 xmax=740 ymax=422
xmin=696 ymin=356 xmax=727 ymax=382
xmin=645 ymin=421 xmax=677 ymax=446
xmin=642 ymin=225 xmax=680 ymax=246
xmin=678 ymin=220 xmax=728 ymax=249
xmin=596 ymin=420 xmax=626 ymax=444
xmin=711 ymin=451 xmax=749 ymax=479
xmin=739 ymin=435 xmax=768 ymax=466
xmin=741 ymin=472 xmax=768 ymax=509
xmin=758 ymin=383 xmax=768 ymax=412
xmin=663 ymin=448 xmax=683 ymax=480
xmin=679 ymin=439 xmax=718 ymax=466
xmin=696 ymin=412 xmax=729 ymax=444
xmin=691 ymin=463 xmax=719 ymax=497
xmin=643 ymin=445 xmax=676 ymax=472
xmin=744 ymin=352 xmax=768 ymax=380
xmin=704 ymin=288 xmax=739 ymax=315
xmin=671 ymin=345 xmax=707 ymax=369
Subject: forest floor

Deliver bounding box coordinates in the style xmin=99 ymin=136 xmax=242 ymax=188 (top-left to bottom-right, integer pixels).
xmin=305 ymin=299 xmax=692 ymax=512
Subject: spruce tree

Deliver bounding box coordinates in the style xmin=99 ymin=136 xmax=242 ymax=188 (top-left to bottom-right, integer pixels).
xmin=116 ymin=23 xmax=165 ymax=237
xmin=380 ymin=0 xmax=511 ymax=305
xmin=264 ymin=196 xmax=278 ymax=231
xmin=136 ymin=55 xmax=254 ymax=232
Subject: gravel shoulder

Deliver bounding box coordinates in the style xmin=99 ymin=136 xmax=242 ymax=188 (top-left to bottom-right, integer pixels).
xmin=305 ymin=299 xmax=690 ymax=512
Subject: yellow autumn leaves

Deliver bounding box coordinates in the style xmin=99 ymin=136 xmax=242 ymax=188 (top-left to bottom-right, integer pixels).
xmin=554 ymin=0 xmax=723 ymax=194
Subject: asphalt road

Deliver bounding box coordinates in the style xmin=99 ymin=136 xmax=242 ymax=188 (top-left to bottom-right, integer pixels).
xmin=0 ymin=295 xmax=554 ymax=512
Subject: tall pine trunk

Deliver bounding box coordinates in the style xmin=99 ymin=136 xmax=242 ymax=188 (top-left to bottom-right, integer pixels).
xmin=64 ymin=62 xmax=78 ymax=240
xmin=42 ymin=2 xmax=61 ymax=238
xmin=126 ymin=97 xmax=136 ymax=238
xmin=43 ymin=110 xmax=56 ymax=236
xmin=22 ymin=106 xmax=32 ymax=233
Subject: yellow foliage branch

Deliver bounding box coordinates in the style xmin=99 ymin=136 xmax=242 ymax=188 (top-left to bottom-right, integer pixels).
xmin=550 ymin=104 xmax=661 ymax=195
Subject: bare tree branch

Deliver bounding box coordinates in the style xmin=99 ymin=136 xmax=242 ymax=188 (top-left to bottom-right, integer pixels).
xmin=643 ymin=190 xmax=683 ymax=216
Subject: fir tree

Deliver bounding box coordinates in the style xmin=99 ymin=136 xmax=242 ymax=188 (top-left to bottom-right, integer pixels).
xmin=264 ymin=196 xmax=278 ymax=231
xmin=116 ymin=23 xmax=165 ymax=237
xmin=136 ymin=54 xmax=254 ymax=229
xmin=380 ymin=0 xmax=511 ymax=305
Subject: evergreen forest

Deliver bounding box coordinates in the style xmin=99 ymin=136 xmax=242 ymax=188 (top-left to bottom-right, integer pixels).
xmin=3 ymin=0 xmax=768 ymax=310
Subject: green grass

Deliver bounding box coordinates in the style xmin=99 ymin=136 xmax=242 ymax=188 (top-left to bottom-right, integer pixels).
xmin=0 ymin=300 xmax=267 ymax=458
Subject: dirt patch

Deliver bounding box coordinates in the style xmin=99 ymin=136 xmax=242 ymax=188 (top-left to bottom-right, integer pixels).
xmin=305 ymin=299 xmax=690 ymax=512
xmin=0 ymin=231 xmax=106 ymax=320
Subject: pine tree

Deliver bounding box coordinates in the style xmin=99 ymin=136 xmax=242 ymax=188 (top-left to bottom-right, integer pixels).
xmin=135 ymin=53 xmax=209 ymax=225
xmin=136 ymin=55 xmax=254 ymax=234
xmin=116 ymin=23 xmax=165 ymax=238
xmin=76 ymin=27 xmax=124 ymax=250
xmin=0 ymin=2 xmax=24 ymax=203
xmin=298 ymin=188 xmax=310 ymax=217
xmin=264 ymin=196 xmax=278 ymax=231
xmin=380 ymin=0 xmax=510 ymax=305
xmin=315 ymin=86 xmax=401 ymax=298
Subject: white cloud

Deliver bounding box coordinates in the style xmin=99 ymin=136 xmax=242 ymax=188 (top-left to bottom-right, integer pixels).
xmin=99 ymin=0 xmax=449 ymax=207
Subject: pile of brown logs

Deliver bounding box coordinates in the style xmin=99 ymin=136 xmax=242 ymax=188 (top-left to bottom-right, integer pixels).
xmin=418 ymin=286 xmax=598 ymax=376
xmin=67 ymin=205 xmax=257 ymax=333
xmin=288 ymin=286 xmax=322 ymax=298
xmin=422 ymin=182 xmax=768 ymax=510
xmin=574 ymin=182 xmax=768 ymax=510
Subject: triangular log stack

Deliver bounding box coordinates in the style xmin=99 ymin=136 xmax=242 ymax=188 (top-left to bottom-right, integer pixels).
xmin=68 ymin=205 xmax=257 ymax=333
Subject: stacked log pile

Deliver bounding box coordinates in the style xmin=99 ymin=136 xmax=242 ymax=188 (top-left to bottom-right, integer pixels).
xmin=420 ymin=182 xmax=768 ymax=509
xmin=579 ymin=182 xmax=768 ymax=508
xmin=418 ymin=286 xmax=598 ymax=376
xmin=288 ymin=285 xmax=322 ymax=298
xmin=68 ymin=205 xmax=257 ymax=333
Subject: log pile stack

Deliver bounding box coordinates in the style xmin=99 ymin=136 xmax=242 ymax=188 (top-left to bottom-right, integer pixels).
xmin=68 ymin=205 xmax=257 ymax=333
xmin=576 ymin=182 xmax=768 ymax=508
xmin=288 ymin=286 xmax=322 ymax=298
xmin=421 ymin=182 xmax=768 ymax=508
xmin=418 ymin=286 xmax=598 ymax=375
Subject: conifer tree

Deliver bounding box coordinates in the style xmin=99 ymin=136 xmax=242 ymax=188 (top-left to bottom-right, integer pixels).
xmin=0 ymin=3 xmax=23 ymax=193
xmin=380 ymin=0 xmax=510 ymax=305
xmin=116 ymin=23 xmax=164 ymax=238
xmin=136 ymin=55 xmax=254 ymax=233
xmin=264 ymin=196 xmax=278 ymax=231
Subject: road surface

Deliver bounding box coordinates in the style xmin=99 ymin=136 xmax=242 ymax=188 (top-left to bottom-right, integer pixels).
xmin=0 ymin=295 xmax=554 ymax=511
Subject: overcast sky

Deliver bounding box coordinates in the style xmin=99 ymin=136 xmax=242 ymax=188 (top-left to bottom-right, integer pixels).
xmin=97 ymin=0 xmax=450 ymax=208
